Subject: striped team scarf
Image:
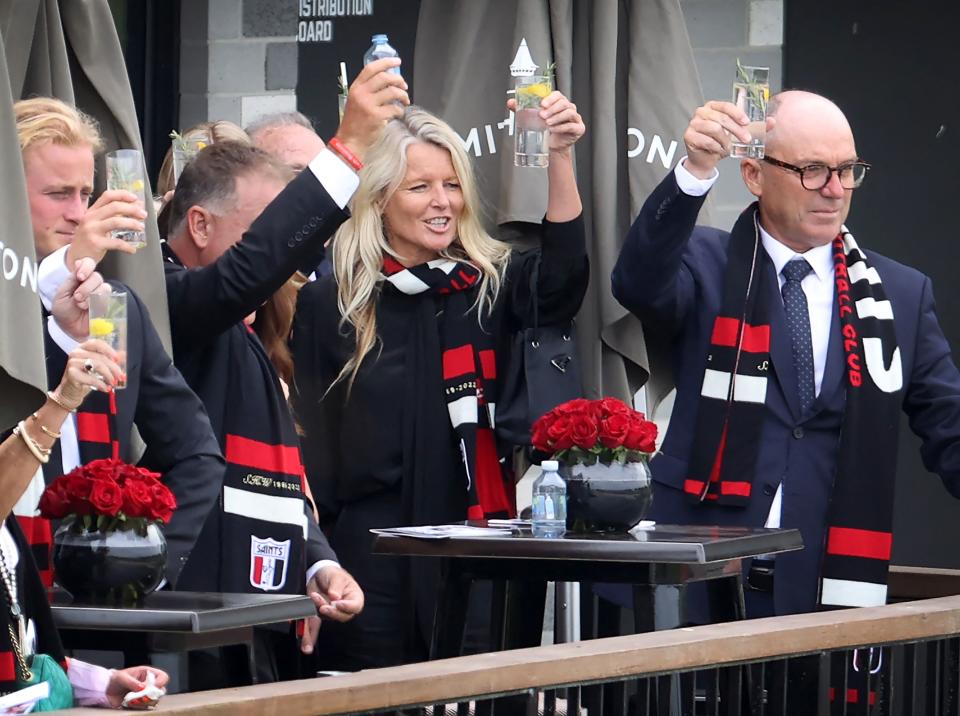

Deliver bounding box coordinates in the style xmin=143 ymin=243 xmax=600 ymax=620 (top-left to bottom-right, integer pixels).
xmin=383 ymin=256 xmax=514 ymax=519
xmin=14 ymin=389 xmax=119 ymax=589
xmin=685 ymin=204 xmax=902 ymax=608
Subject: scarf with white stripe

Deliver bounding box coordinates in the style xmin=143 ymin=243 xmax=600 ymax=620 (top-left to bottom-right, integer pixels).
xmin=382 ymin=256 xmax=513 ymax=519
xmin=686 ymin=204 xmax=902 ymax=607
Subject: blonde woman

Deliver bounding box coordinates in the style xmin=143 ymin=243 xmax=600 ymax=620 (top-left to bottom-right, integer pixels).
xmin=291 ymin=97 xmax=588 ymax=669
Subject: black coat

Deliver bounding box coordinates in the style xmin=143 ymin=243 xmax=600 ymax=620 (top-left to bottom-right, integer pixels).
xmin=164 ymin=168 xmax=348 ymax=592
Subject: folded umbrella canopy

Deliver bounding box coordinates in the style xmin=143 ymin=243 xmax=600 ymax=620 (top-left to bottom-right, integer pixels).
xmin=0 ymin=0 xmax=168 ymax=429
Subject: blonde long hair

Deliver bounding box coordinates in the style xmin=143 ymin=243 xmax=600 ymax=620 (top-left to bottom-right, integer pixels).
xmin=332 ymin=106 xmax=512 ymax=388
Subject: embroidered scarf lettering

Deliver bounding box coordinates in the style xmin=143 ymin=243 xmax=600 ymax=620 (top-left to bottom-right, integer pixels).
xmin=383 ymin=256 xmax=513 ymax=519
xmin=685 ymin=204 xmax=901 ymax=607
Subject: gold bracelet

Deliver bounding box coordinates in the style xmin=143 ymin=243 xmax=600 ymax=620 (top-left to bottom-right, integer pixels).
xmin=13 ymin=421 xmax=50 ymax=464
xmin=30 ymin=412 xmax=61 ymax=439
xmin=46 ymin=390 xmax=79 ymax=413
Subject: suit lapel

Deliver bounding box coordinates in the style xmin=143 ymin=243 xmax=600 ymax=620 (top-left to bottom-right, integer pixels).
xmin=763 ymin=258 xmax=803 ymax=422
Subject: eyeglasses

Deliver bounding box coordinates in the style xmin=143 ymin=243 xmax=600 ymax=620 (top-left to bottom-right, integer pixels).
xmin=762 ymin=156 xmax=871 ymax=190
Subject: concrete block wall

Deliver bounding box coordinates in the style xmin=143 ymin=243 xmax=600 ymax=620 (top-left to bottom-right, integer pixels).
xmin=179 ymin=0 xmax=300 ymax=132
xmin=680 ymin=0 xmax=784 ymax=232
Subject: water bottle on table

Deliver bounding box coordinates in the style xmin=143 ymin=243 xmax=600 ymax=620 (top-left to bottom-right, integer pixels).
xmin=363 ymin=34 xmax=401 ymax=74
xmin=532 ymin=460 xmax=566 ymax=538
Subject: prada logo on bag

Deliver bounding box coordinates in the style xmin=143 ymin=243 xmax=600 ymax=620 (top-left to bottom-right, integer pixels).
xmin=551 ymin=355 xmax=573 ymax=373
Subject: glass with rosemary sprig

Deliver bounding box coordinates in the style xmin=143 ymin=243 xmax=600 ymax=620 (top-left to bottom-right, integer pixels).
xmin=105 ymin=149 xmax=147 ymax=248
xmin=170 ymin=130 xmax=209 ymax=184
xmin=514 ymin=70 xmax=553 ymax=168
xmin=731 ymin=61 xmax=770 ymax=159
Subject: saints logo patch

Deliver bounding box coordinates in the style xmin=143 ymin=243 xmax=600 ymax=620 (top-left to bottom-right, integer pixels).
xmin=249 ymin=536 xmax=290 ymax=591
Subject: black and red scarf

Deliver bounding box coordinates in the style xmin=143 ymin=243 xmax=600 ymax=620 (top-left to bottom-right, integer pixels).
xmin=15 ymin=384 xmax=119 ymax=589
xmin=382 ymin=256 xmax=514 ymax=520
xmin=685 ymin=204 xmax=902 ymax=608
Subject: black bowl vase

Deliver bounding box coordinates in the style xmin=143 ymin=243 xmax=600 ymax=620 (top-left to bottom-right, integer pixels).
xmin=53 ymin=518 xmax=166 ymax=605
xmin=560 ymin=461 xmax=653 ymax=533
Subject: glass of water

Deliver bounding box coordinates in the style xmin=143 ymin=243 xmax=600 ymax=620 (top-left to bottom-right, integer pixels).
xmin=89 ymin=291 xmax=128 ymax=390
xmin=514 ymin=74 xmax=552 ymax=168
xmin=105 ymin=149 xmax=147 ymax=248
xmin=730 ymin=64 xmax=770 ymax=159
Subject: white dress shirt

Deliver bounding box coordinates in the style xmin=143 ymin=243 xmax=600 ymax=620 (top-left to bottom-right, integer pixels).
xmin=674 ymin=160 xmax=837 ymax=529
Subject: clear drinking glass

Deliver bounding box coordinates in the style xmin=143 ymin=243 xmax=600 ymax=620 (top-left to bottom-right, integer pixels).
xmin=105 ymin=150 xmax=147 ymax=248
xmin=514 ymin=74 xmax=552 ymax=168
xmin=89 ymin=291 xmax=128 ymax=390
xmin=730 ymin=64 xmax=770 ymax=159
xmin=172 ymin=136 xmax=208 ymax=184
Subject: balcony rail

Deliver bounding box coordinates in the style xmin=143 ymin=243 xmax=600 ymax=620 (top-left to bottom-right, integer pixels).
xmin=66 ymin=586 xmax=960 ymax=716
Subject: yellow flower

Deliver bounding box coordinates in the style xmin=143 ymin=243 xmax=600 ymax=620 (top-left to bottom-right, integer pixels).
xmin=89 ymin=318 xmax=115 ymax=337
xmin=196 ymin=141 xmax=207 ymax=150
xmin=130 ymin=179 xmax=145 ymax=192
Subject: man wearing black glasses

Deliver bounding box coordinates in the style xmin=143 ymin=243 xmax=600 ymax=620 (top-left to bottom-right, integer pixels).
xmin=612 ymin=91 xmax=960 ymax=621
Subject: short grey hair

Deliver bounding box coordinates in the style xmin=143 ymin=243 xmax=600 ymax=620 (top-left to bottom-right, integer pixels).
xmin=245 ymin=111 xmax=316 ymax=139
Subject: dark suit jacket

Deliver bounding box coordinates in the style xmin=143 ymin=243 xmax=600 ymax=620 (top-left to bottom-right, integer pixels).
xmin=612 ymin=171 xmax=960 ymax=615
xmin=43 ymin=284 xmax=225 ymax=585
xmin=163 ymin=167 xmax=347 ymax=583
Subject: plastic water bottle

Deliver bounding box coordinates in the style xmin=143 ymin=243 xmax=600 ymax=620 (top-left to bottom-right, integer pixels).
xmin=532 ymin=460 xmax=566 ymax=538
xmin=363 ymin=34 xmax=401 ymax=75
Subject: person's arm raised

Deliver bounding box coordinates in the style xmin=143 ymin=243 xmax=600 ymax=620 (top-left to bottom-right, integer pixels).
xmin=331 ymin=56 xmax=409 ymax=165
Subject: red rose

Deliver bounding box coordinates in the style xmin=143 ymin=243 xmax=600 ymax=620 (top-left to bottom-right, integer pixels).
xmin=84 ymin=458 xmax=119 ymax=482
xmin=625 ymin=416 xmax=658 ymax=454
xmin=570 ymin=413 xmax=600 ymax=450
xmin=61 ymin=474 xmax=93 ymax=515
xmin=599 ymin=412 xmax=632 ymax=448
xmin=147 ymin=483 xmax=177 ymax=524
xmin=598 ymin=397 xmax=631 ymax=417
xmin=546 ymin=416 xmax=575 ymax=451
xmin=88 ymin=479 xmax=123 ymax=516
xmin=531 ymin=421 xmax=552 ymax=454
xmin=38 ymin=485 xmax=69 ymax=519
xmin=121 ymin=480 xmax=154 ymax=518
xmin=554 ymin=398 xmax=594 ymax=416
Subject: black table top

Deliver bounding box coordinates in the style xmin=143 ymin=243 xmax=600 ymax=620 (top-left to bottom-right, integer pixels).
xmin=372 ymin=523 xmax=803 ymax=564
xmin=50 ymin=590 xmax=317 ymax=633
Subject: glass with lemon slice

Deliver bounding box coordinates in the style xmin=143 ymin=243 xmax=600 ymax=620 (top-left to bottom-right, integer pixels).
xmin=89 ymin=292 xmax=128 ymax=390
xmin=514 ymin=74 xmax=552 ymax=167
xmin=172 ymin=136 xmax=209 ymax=184
xmin=105 ymin=150 xmax=147 ymax=248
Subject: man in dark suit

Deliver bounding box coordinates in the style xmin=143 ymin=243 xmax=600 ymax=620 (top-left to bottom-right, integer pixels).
xmin=14 ymin=96 xmax=224 ymax=588
xmin=613 ymin=90 xmax=960 ymax=619
xmin=159 ymin=57 xmax=407 ymax=680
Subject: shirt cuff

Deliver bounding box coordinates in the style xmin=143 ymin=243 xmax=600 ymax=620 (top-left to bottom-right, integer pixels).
xmin=306 ymin=559 xmax=340 ymax=586
xmin=308 ymin=149 xmax=360 ymax=210
xmin=47 ymin=315 xmax=81 ymax=354
xmin=67 ymin=658 xmax=113 ymax=707
xmin=37 ymin=246 xmax=72 ymax=311
xmin=674 ymin=157 xmax=719 ymax=196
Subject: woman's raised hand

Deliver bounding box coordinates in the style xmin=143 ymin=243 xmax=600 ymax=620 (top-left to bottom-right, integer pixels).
xmin=55 ymin=339 xmax=125 ymax=408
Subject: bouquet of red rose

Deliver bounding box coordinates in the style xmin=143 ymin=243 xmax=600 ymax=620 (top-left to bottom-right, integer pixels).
xmin=531 ymin=397 xmax=658 ymax=465
xmin=39 ymin=458 xmax=177 ymax=536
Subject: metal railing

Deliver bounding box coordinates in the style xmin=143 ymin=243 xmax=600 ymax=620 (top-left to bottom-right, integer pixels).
xmin=65 ymin=590 xmax=960 ymax=716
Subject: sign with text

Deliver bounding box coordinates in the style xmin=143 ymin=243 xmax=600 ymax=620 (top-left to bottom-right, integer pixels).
xmin=296 ymin=0 xmax=420 ymax=138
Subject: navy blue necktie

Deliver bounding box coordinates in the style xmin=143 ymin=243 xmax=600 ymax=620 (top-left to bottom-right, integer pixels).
xmin=781 ymin=258 xmax=815 ymax=413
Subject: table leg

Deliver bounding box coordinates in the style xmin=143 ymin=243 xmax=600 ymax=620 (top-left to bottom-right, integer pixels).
xmin=430 ymin=558 xmax=473 ymax=661
xmin=494 ymin=579 xmax=546 ymax=716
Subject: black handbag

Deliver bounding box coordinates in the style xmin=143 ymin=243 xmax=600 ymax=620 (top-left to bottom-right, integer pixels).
xmin=496 ymin=258 xmax=583 ymax=446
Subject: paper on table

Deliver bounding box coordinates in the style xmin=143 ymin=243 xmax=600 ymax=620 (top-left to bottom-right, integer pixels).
xmin=371 ymin=525 xmax=512 ymax=540
xmin=0 ymin=681 xmax=49 ymax=713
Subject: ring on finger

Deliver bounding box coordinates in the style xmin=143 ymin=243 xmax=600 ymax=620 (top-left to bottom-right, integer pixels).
xmin=83 ymin=359 xmax=95 ymax=374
